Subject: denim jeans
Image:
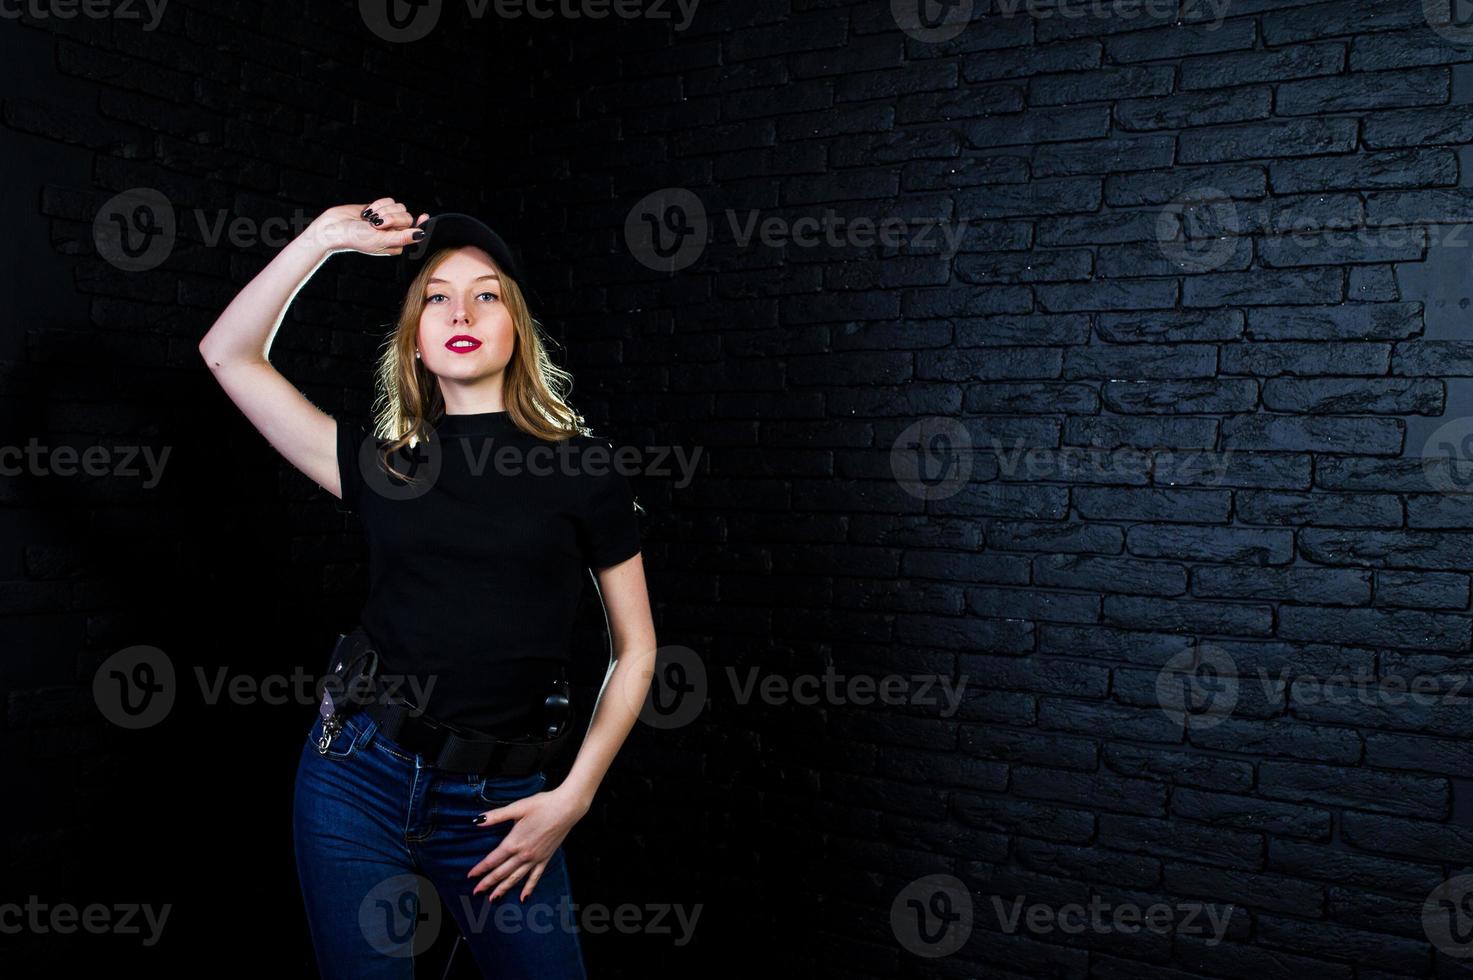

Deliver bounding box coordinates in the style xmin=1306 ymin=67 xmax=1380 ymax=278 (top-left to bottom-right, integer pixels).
xmin=293 ymin=709 xmax=588 ymax=979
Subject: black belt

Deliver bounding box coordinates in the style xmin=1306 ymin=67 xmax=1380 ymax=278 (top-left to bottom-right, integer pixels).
xmin=364 ymin=695 xmax=573 ymax=777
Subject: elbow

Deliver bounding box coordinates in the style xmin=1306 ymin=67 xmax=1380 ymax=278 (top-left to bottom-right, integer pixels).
xmin=198 ymin=339 xmax=225 ymax=371
xmin=198 ymin=334 xmax=258 ymax=372
xmin=198 ymin=323 xmax=222 ymax=366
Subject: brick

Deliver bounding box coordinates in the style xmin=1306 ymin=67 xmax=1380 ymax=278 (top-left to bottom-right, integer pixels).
xmin=1104 ymin=19 xmax=1258 ymax=63
xmin=1179 ymin=43 xmax=1346 ymax=89
xmin=1259 ymin=760 xmax=1449 ymax=819
xmin=966 ymin=587 xmax=1101 ymax=625
xmin=1262 ymin=0 xmax=1426 ymax=45
xmin=1115 ymin=87 xmax=1272 ymax=131
xmin=1341 ymin=811 xmax=1473 ymax=863
xmin=1172 ymin=787 xmax=1332 ymax=840
xmin=1030 ymin=66 xmax=1174 ymax=106
xmin=1065 ymin=417 xmax=1219 ymax=449
xmin=1270 ymin=149 xmax=1458 ymax=193
xmin=1183 ymin=268 xmax=1344 ymax=307
xmin=1127 ymin=525 xmax=1295 ymax=565
xmin=1221 ymin=416 xmax=1403 ymax=455
xmin=1275 ymin=68 xmax=1450 ymax=116
xmin=1299 ymin=529 xmax=1473 ymax=570
xmin=1102 ymin=744 xmax=1253 ymax=791
xmin=1104 ymin=164 xmax=1266 ymax=206
xmin=1063 ymin=345 xmax=1217 ymax=380
xmin=1103 ymin=595 xmax=1274 ymax=635
xmin=1189 ymin=717 xmax=1363 ymax=763
xmin=1280 ymin=605 xmax=1471 ymax=650
xmin=1260 ymin=378 xmax=1442 ymax=415
xmin=959 ymin=724 xmax=1098 ymax=770
xmin=1234 ymin=491 xmax=1402 ymax=527
xmin=1038 ymin=625 xmax=1193 ymax=668
xmin=1179 ymin=118 xmax=1358 ymax=164
xmin=1011 ymin=766 xmax=1168 ymax=817
xmin=987 ymin=521 xmax=1123 ymax=555
xmin=1373 ymin=571 xmax=1469 ymax=610
xmin=954 ymin=316 xmax=1095 ymax=347
xmin=1364 ymin=106 xmax=1473 ymax=148
xmin=1269 ymin=838 xmax=1442 ymax=896
xmin=1148 ymin=450 xmax=1313 ymax=489
xmin=1392 ymin=340 xmax=1473 ymax=376
xmin=1033 ymin=555 xmax=1187 ymax=596
xmin=1095 ymin=310 xmax=1245 ymax=343
xmin=1098 ymin=814 xmax=1263 ymax=870
xmin=1220 ymin=342 xmax=1389 ymax=376
xmin=1101 ymin=379 xmax=1258 ymax=414
xmin=1192 ymin=566 xmax=1374 ymax=604
xmin=1075 ymin=487 xmax=1232 ymax=523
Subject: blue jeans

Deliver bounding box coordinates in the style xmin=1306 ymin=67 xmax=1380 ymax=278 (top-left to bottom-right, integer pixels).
xmin=293 ymin=710 xmax=588 ymax=979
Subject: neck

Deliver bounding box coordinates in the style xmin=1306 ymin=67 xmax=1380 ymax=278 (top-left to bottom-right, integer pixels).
xmin=435 ymin=408 xmax=516 ymax=436
xmin=436 ymin=372 xmax=506 ymax=415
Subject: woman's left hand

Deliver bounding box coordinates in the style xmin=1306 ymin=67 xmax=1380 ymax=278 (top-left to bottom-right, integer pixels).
xmin=467 ymin=786 xmax=590 ymax=902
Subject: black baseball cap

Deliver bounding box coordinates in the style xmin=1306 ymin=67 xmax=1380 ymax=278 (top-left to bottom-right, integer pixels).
xmin=399 ymin=212 xmax=526 ymax=287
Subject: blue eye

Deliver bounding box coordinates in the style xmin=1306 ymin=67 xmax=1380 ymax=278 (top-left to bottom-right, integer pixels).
xmin=425 ymin=291 xmax=496 ymax=303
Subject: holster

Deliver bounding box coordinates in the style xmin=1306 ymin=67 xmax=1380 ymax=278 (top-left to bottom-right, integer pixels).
xmin=315 ymin=626 xmax=380 ymax=754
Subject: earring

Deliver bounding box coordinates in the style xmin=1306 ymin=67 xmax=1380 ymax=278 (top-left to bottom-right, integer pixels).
xmin=415 ymin=349 xmax=421 ymax=359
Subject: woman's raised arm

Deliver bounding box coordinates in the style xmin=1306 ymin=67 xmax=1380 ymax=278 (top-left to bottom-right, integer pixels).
xmin=197 ymin=199 xmax=426 ymax=499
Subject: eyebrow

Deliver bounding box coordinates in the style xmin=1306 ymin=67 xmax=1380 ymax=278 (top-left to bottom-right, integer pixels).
xmin=427 ymin=274 xmax=499 ymax=285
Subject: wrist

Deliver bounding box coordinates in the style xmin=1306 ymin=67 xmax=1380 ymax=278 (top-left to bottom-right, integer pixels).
xmin=294 ymin=219 xmax=340 ymax=261
xmin=554 ymin=781 xmax=595 ymax=816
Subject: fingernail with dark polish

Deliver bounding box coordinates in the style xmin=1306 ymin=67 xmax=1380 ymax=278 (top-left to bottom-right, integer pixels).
xmin=361 ymin=207 xmax=373 ymax=218
xmin=472 ymin=814 xmax=486 ymax=824
xmin=371 ymin=216 xmax=383 ymax=226
xmin=412 ymin=229 xmax=425 ymax=240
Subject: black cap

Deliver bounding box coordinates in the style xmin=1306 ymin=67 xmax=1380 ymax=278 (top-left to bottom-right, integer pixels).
xmin=399 ymin=213 xmax=526 ymax=286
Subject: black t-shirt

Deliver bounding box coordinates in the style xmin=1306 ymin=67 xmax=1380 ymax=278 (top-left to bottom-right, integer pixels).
xmin=334 ymin=409 xmax=642 ymax=734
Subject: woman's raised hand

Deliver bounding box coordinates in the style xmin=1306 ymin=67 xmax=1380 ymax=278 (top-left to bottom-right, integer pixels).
xmin=306 ymin=199 xmax=430 ymax=256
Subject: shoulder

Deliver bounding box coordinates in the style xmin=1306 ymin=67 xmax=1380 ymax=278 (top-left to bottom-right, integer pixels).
xmin=557 ymin=431 xmax=620 ymax=457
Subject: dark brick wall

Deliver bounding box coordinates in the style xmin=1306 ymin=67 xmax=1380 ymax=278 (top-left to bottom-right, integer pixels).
xmin=8 ymin=0 xmax=1473 ymax=977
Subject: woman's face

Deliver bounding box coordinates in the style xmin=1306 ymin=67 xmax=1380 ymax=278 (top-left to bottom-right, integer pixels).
xmin=416 ymin=246 xmax=515 ymax=382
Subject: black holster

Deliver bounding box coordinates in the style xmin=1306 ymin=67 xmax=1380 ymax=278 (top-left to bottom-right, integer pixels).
xmin=314 ymin=626 xmax=381 ymax=754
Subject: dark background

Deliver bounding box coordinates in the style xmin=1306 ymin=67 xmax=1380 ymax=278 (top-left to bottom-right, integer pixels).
xmin=5 ymin=0 xmax=1473 ymax=977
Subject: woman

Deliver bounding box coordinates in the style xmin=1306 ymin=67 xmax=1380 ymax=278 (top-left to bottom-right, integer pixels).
xmin=197 ymin=198 xmax=657 ymax=978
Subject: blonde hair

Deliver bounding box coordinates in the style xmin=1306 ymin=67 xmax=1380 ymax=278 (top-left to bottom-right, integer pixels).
xmin=368 ymin=245 xmax=594 ymax=482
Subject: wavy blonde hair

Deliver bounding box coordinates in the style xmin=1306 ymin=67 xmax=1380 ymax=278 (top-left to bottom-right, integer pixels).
xmin=368 ymin=245 xmax=594 ymax=482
